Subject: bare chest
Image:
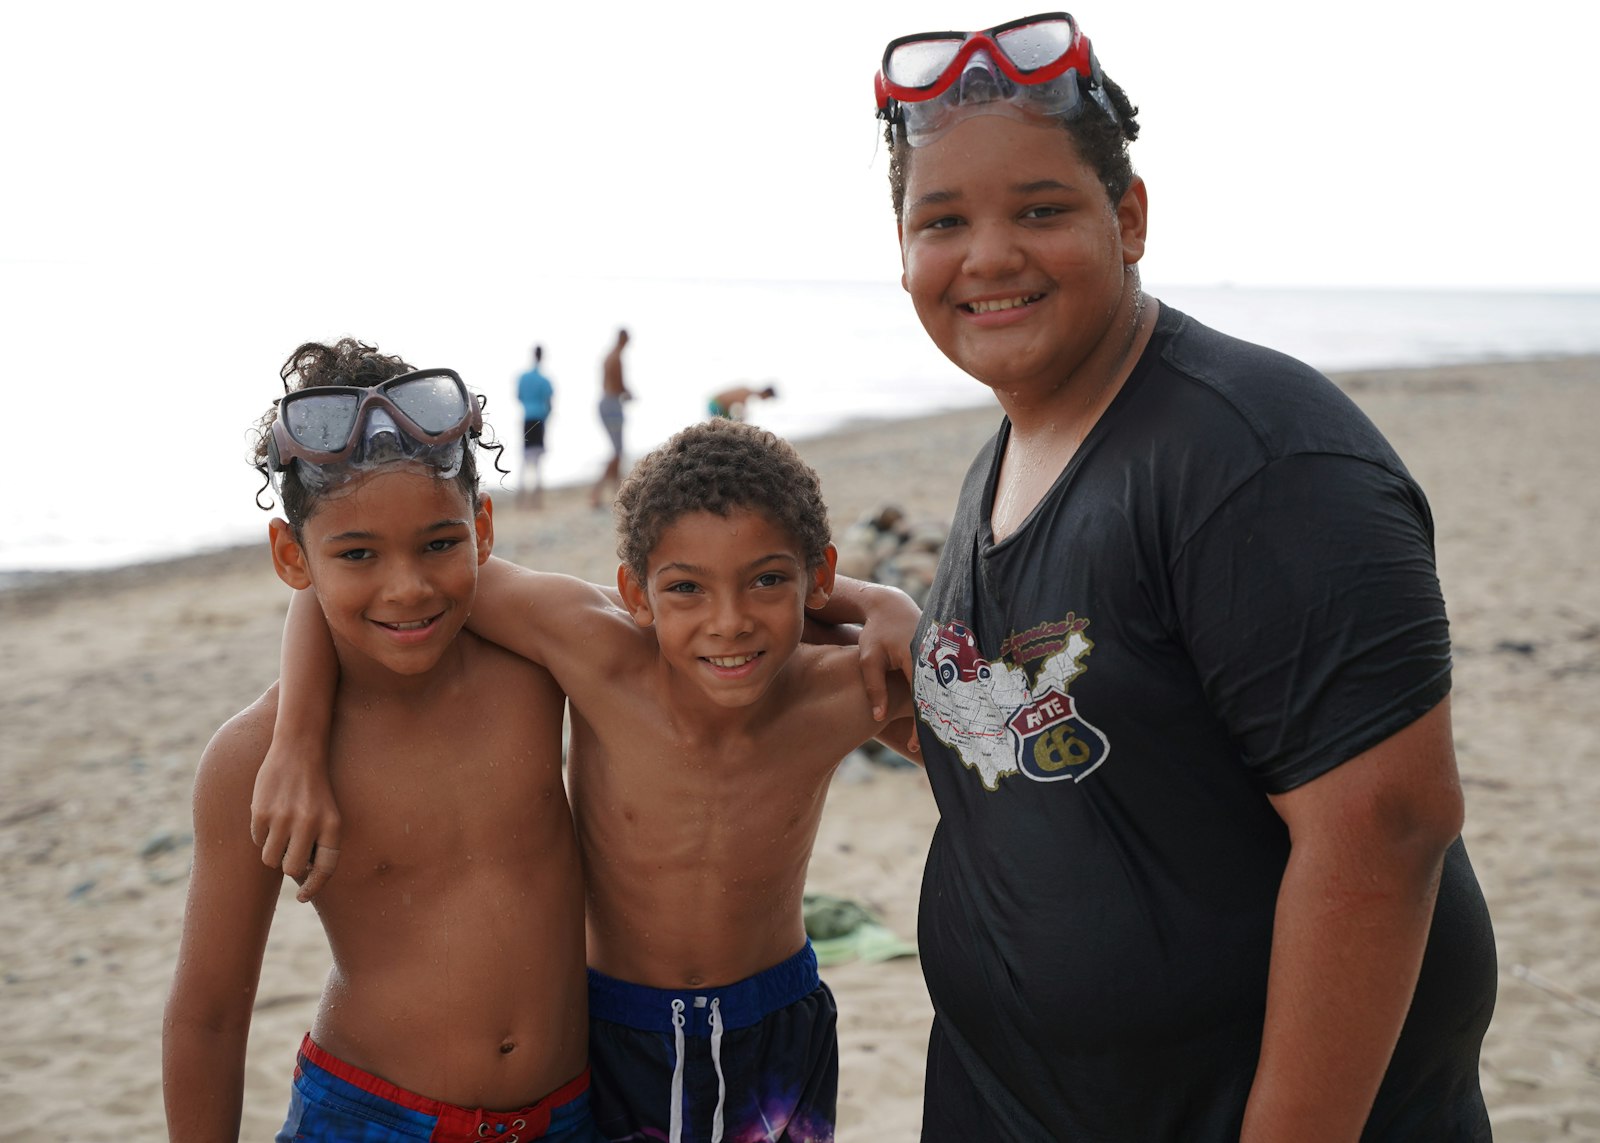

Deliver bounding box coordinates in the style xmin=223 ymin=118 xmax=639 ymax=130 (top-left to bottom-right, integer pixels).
xmin=570 ymin=716 xmax=837 ymax=850
xmin=327 ymin=729 xmax=568 ymax=876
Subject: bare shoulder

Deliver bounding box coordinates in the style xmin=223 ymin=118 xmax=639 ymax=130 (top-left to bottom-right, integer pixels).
xmin=803 ymin=642 xmax=912 ymax=698
xmin=191 ymin=688 xmax=280 ymax=840
xmin=786 ymin=642 xmax=914 ymax=723
xmin=197 ymin=687 xmax=278 ymax=786
xmin=785 ymin=644 xmax=879 ymax=720
xmin=457 ymin=630 xmax=564 ymax=698
xmin=746 ymin=645 xmax=900 ymax=767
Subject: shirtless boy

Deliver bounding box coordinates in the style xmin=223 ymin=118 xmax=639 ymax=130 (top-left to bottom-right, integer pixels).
xmin=260 ymin=418 xmax=918 ymax=1143
xmin=162 ymin=339 xmax=598 ymax=1142
xmin=588 ymin=327 xmax=632 ymax=509
xmin=707 ymin=382 xmax=777 ymax=422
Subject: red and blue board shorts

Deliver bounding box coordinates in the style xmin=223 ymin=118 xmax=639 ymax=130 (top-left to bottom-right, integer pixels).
xmin=276 ymin=1035 xmax=603 ymax=1142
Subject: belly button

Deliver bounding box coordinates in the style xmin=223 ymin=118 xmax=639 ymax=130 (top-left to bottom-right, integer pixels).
xmin=499 ymin=1040 xmax=516 ymax=1055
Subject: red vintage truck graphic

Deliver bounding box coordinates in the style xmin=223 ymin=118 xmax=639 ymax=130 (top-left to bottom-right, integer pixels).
xmin=927 ymin=620 xmax=992 ymax=687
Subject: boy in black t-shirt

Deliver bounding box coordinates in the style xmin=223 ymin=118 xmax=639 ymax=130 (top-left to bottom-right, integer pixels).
xmin=876 ymin=10 xmax=1495 ymax=1140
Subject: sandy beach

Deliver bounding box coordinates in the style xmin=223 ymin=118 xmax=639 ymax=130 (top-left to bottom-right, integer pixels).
xmin=3 ymin=355 xmax=1598 ymax=1141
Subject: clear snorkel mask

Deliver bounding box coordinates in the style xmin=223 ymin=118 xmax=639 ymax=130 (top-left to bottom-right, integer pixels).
xmin=875 ymin=11 xmax=1119 ymax=147
xmin=265 ymin=368 xmax=483 ymax=496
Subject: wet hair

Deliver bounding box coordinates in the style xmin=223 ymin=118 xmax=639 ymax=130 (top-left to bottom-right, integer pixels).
xmin=886 ymin=74 xmax=1141 ymax=219
xmin=615 ymin=419 xmax=831 ymax=582
xmin=250 ymin=338 xmax=488 ymax=535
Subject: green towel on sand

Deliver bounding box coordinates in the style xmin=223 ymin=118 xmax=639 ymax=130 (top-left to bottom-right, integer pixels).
xmin=803 ymin=892 xmax=919 ymax=967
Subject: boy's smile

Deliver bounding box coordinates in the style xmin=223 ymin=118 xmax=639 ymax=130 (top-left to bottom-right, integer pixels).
xmin=371 ymin=613 xmax=446 ymax=645
xmin=962 ymin=293 xmax=1047 ymax=317
xmin=270 ymin=466 xmax=492 ymax=682
xmin=703 ymin=650 xmax=763 ymax=675
xmin=621 ymin=508 xmax=833 ymax=711
xmin=897 ymin=114 xmax=1148 ymax=411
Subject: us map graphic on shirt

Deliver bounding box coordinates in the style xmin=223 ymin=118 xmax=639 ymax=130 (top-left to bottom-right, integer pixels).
xmin=915 ymin=614 xmax=1109 ymax=792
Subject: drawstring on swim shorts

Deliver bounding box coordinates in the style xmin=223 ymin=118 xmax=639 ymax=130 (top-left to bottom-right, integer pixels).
xmin=667 ymin=995 xmax=727 ymax=1143
xmin=670 ymin=999 xmax=686 ymax=1143
xmin=709 ymin=997 xmax=726 ymax=1143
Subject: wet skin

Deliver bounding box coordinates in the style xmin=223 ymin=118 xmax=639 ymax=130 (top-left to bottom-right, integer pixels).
xmin=164 ymin=468 xmax=586 ymax=1136
xmin=897 ymin=114 xmax=1156 ymax=539
xmin=466 ymin=509 xmax=912 ymax=990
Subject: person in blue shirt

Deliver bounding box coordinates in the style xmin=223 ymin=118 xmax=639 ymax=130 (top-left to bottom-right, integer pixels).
xmin=517 ymin=344 xmax=555 ymax=508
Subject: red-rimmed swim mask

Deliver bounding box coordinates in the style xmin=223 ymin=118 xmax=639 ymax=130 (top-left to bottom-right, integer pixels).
xmin=266 ymin=368 xmax=483 ymax=492
xmin=875 ymin=12 xmax=1118 ymax=146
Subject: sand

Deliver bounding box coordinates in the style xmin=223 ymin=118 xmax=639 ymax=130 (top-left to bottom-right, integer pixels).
xmin=2 ymin=355 xmax=1597 ymax=1141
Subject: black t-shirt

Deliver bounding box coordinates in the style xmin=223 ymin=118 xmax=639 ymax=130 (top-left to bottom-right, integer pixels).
xmin=912 ymin=305 xmax=1496 ymax=1141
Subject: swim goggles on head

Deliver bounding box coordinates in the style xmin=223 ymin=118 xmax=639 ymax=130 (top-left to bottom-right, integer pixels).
xmin=875 ymin=12 xmax=1117 ymax=146
xmin=266 ymin=368 xmax=483 ymax=492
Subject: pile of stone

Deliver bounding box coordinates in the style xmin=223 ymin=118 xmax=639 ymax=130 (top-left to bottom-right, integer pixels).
xmin=831 ymin=505 xmax=950 ymax=775
xmin=833 ymin=505 xmax=947 ymax=608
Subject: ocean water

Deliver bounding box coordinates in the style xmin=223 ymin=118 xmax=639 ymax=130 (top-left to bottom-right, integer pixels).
xmin=4 ymin=278 xmax=1598 ymax=579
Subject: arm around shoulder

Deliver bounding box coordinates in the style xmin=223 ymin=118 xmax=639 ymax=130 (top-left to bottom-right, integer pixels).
xmin=805 ymin=640 xmax=917 ymax=761
xmin=810 ymin=574 xmax=921 ymax=727
xmin=164 ymin=695 xmax=288 ymax=1142
xmin=467 ymin=555 xmax=628 ymax=665
xmin=252 ymin=587 xmax=342 ymax=895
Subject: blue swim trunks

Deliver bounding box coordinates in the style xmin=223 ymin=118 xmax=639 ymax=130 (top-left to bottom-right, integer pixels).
xmin=587 ymin=942 xmax=838 ymax=1143
xmin=597 ymin=395 xmax=624 ymax=454
xmin=276 ymin=1035 xmax=603 ymax=1142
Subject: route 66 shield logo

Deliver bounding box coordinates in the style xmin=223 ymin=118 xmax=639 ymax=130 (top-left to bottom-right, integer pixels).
xmin=1007 ymin=685 xmax=1109 ymax=783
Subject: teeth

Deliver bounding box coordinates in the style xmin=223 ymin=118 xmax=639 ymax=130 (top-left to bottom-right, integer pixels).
xmin=385 ymin=618 xmax=431 ymax=631
xmin=706 ymin=654 xmax=758 ymax=668
xmin=967 ymin=295 xmax=1037 ymax=314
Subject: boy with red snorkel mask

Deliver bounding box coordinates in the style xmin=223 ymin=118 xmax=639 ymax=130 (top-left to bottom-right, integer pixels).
xmin=163 ymin=340 xmax=602 ymax=1142
xmin=880 ymin=11 xmax=1494 ymax=1141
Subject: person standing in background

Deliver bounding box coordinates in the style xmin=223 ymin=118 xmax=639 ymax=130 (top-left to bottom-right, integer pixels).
xmin=589 ymin=328 xmax=632 ymax=510
xmin=517 ymin=344 xmax=554 ymax=508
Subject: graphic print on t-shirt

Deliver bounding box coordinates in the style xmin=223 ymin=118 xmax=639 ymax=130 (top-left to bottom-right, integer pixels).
xmin=915 ymin=614 xmax=1109 ymax=792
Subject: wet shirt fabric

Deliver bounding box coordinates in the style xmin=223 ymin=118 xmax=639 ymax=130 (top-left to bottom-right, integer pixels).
xmin=911 ymin=305 xmax=1497 ymax=1141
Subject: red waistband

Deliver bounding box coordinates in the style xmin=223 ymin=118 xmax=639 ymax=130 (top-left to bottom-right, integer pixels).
xmin=297 ymin=1034 xmax=589 ymax=1140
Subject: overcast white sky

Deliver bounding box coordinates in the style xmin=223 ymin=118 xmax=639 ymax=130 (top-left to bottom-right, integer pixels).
xmin=4 ymin=0 xmax=1596 ymax=292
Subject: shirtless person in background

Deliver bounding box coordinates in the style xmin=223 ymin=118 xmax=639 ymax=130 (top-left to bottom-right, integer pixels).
xmin=589 ymin=327 xmax=632 ymax=509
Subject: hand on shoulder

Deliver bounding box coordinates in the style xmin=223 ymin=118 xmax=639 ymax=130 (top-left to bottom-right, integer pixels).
xmin=794 ymin=642 xmax=916 ymax=743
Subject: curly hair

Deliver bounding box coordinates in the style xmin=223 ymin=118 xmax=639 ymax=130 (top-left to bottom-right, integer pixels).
xmin=615 ymin=419 xmax=831 ymax=582
xmin=249 ymin=338 xmax=486 ymax=534
xmin=886 ymin=74 xmax=1142 ymax=219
